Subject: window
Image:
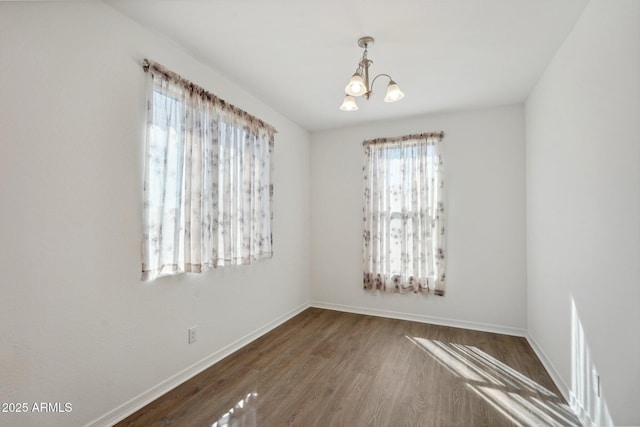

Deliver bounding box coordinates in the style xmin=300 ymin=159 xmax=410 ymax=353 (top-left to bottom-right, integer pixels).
xmin=141 ymin=60 xmax=275 ymax=281
xmin=362 ymin=132 xmax=446 ymax=295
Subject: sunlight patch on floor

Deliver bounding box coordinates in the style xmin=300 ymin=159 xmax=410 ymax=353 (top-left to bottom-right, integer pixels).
xmin=408 ymin=336 xmax=579 ymax=427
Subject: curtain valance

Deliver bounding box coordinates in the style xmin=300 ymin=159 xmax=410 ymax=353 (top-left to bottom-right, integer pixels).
xmin=143 ymin=59 xmax=276 ymax=135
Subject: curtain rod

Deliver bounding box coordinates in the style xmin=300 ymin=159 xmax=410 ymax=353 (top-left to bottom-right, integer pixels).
xmin=363 ymin=131 xmax=445 ymax=146
xmin=141 ymin=58 xmax=277 ymax=134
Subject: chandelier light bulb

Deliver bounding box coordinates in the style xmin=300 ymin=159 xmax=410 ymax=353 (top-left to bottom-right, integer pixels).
xmin=384 ymin=81 xmax=405 ymax=102
xmin=345 ymin=73 xmax=367 ymax=97
xmin=349 ymin=82 xmax=362 ymax=94
xmin=340 ymin=95 xmax=359 ymax=111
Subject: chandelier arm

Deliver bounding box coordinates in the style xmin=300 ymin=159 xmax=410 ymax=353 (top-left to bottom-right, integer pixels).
xmin=370 ymin=73 xmax=392 ymax=92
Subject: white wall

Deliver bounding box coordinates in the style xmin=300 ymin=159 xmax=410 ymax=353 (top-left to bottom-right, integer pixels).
xmin=0 ymin=3 xmax=310 ymax=426
xmin=310 ymin=105 xmax=527 ymax=334
xmin=525 ymin=0 xmax=640 ymax=425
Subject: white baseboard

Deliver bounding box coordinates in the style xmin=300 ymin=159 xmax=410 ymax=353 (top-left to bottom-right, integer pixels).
xmin=528 ymin=333 xmax=614 ymax=427
xmin=525 ymin=332 xmax=573 ymax=403
xmin=570 ymin=396 xmax=595 ymax=427
xmin=85 ymin=302 xmax=310 ymax=427
xmin=310 ymin=301 xmax=526 ymax=337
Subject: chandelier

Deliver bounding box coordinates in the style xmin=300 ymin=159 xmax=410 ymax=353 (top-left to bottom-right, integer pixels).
xmin=340 ymin=36 xmax=405 ymax=111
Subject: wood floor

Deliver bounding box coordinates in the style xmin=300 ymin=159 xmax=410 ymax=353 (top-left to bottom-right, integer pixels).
xmin=116 ymin=308 xmax=580 ymax=427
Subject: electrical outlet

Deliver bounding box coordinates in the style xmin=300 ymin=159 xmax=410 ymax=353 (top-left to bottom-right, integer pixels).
xmin=188 ymin=326 xmax=197 ymax=344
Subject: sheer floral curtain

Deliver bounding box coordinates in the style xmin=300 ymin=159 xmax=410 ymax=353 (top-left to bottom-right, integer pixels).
xmin=142 ymin=60 xmax=275 ymax=281
xmin=362 ymin=132 xmax=446 ymax=295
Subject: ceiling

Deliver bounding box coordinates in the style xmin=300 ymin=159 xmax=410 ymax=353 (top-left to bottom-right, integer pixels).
xmin=105 ymin=0 xmax=589 ymax=131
